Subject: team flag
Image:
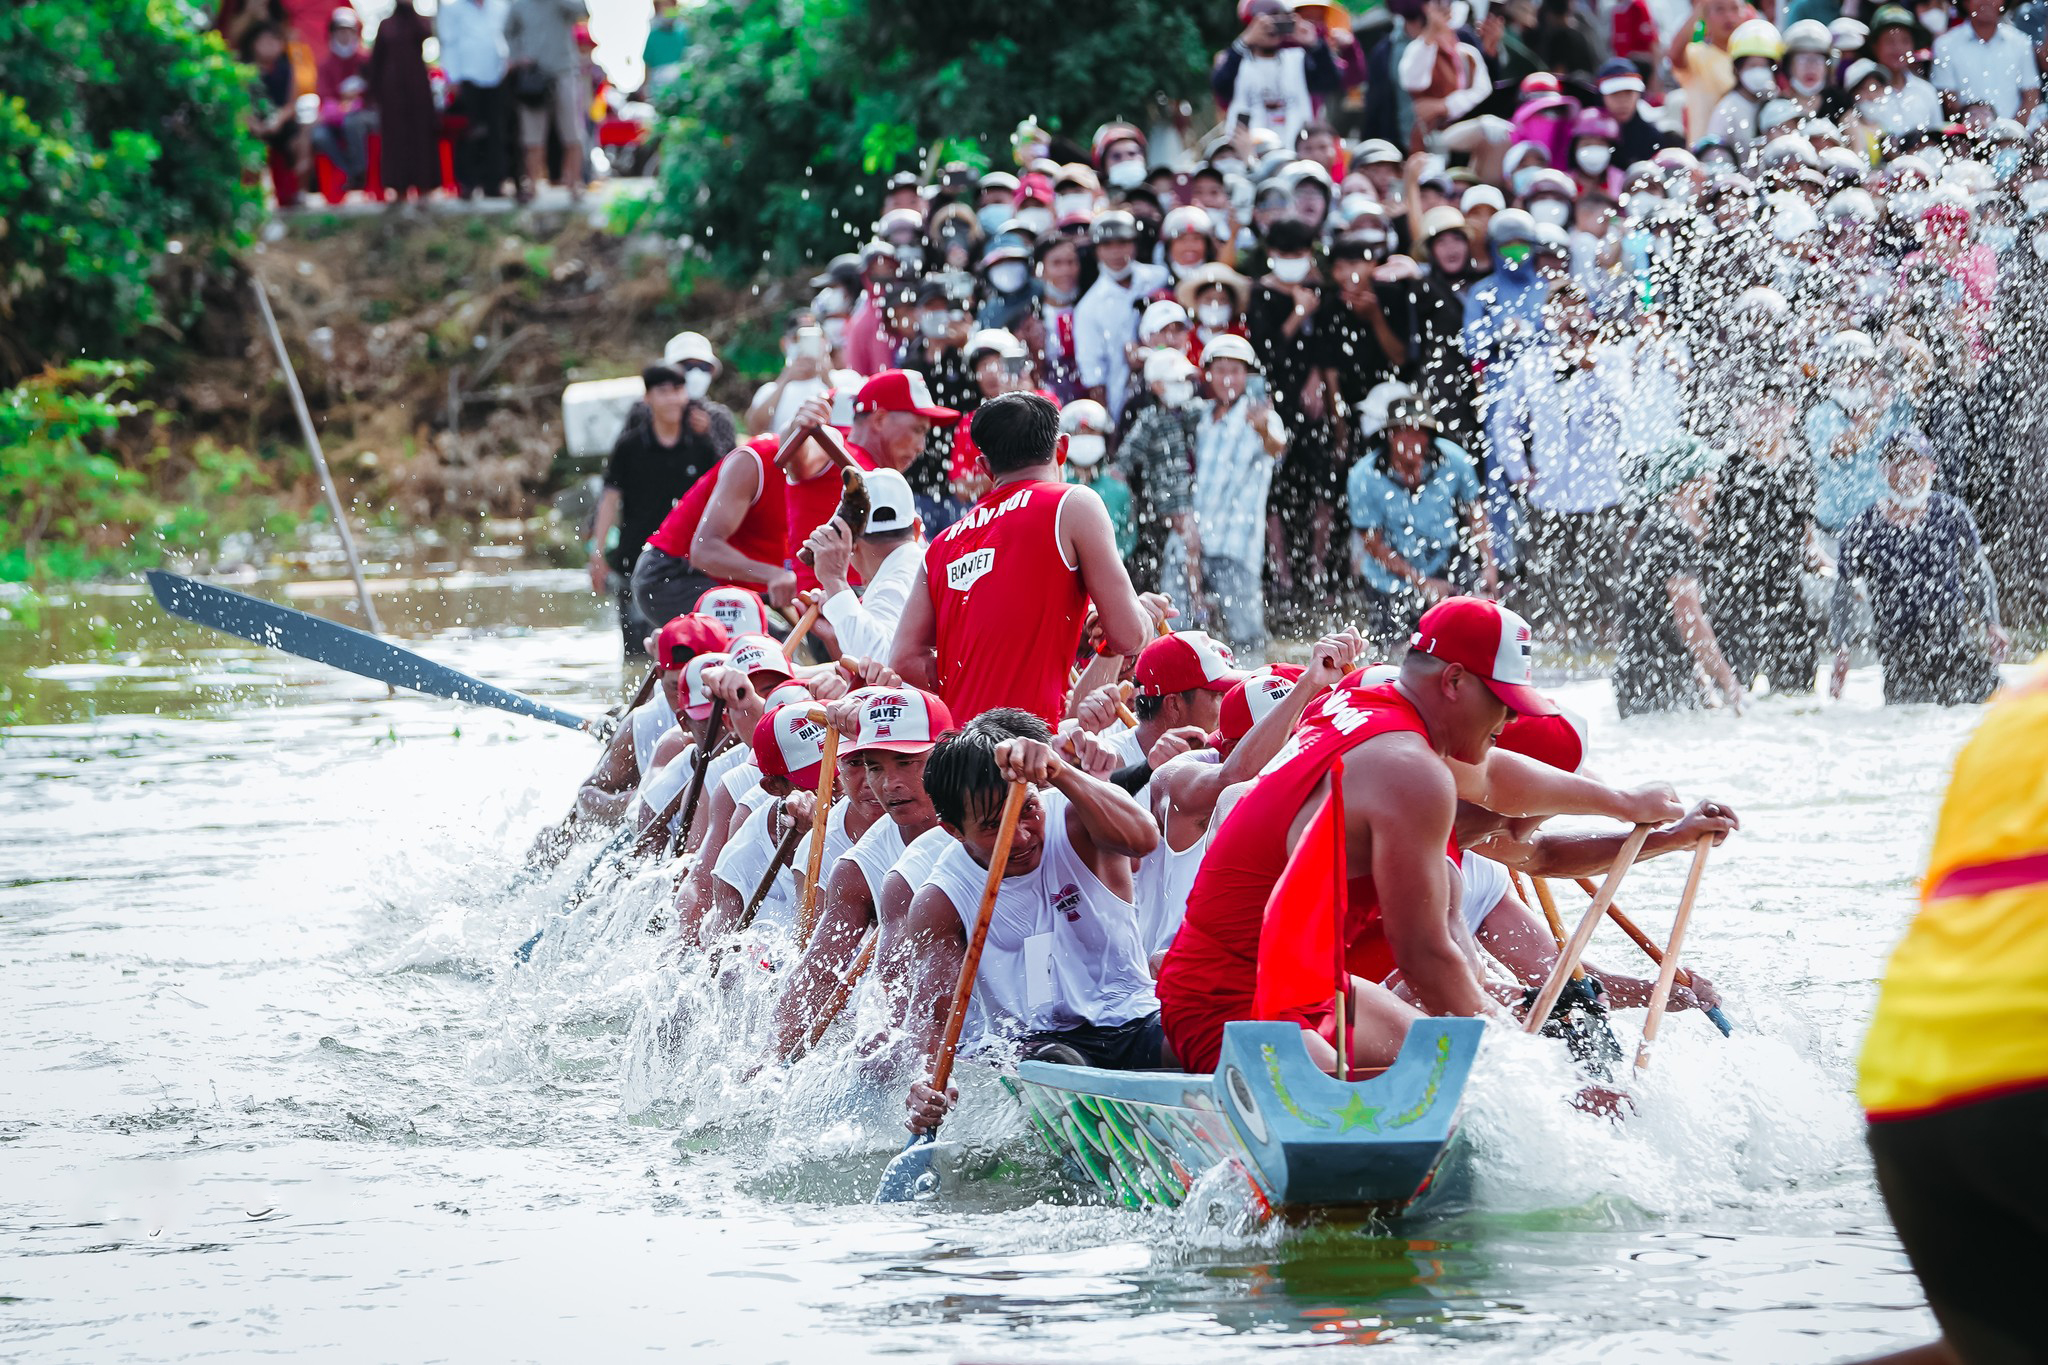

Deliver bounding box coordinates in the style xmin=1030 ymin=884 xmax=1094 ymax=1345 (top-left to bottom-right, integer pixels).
xmin=1252 ymin=762 xmax=1349 ymax=1028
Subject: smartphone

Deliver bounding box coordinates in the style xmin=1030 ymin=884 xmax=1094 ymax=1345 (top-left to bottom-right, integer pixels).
xmin=796 ymin=325 xmax=826 ymax=359
xmin=1271 ymin=13 xmax=1298 ymax=36
xmin=1235 ymin=110 xmax=1252 ymax=129
xmin=1245 ymin=374 xmax=1268 ymax=405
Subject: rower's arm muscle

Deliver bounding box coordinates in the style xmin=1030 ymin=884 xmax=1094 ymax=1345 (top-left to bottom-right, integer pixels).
xmin=887 ymin=563 xmax=940 ymax=690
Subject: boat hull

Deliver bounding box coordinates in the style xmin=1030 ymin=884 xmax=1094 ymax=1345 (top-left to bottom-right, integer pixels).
xmin=1006 ymin=1017 xmax=1483 ymax=1216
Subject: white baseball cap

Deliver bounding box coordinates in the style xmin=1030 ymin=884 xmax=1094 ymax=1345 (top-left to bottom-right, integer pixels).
xmin=860 ymin=467 xmax=918 ymax=535
xmin=663 ymin=331 xmax=719 ymax=373
xmin=845 ymin=687 xmax=955 ymax=756
xmin=762 ymin=680 xmax=813 ymax=709
xmin=728 ymin=633 xmax=793 ymax=683
xmin=694 ymin=585 xmax=772 ymax=639
xmin=1144 ymin=347 xmax=1198 ymax=386
xmin=751 ymin=703 xmax=829 ymax=789
xmin=681 ymin=652 xmax=731 ymax=721
xmin=1139 ymin=299 xmax=1190 ymax=341
xmin=1461 ymin=184 xmax=1507 ymax=214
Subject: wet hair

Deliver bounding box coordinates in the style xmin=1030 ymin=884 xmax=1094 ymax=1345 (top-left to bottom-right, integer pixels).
xmin=1133 ymin=688 xmax=1200 ymax=722
xmin=968 ymin=392 xmax=1061 ymax=475
xmin=642 ymin=363 xmax=686 ymax=391
xmin=923 ymin=707 xmax=1049 ymax=829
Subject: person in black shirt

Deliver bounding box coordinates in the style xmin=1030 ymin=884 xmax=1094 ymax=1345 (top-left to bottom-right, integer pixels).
xmin=589 ymin=362 xmax=735 ymax=656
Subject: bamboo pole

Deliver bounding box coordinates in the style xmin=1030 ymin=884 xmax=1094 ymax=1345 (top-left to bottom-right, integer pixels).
xmin=1635 ymin=836 xmax=1713 ymax=1070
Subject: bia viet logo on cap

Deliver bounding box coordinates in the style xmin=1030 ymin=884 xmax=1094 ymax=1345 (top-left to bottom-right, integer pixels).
xmin=694 ymin=586 xmax=771 ymax=640
xmin=1216 ymin=664 xmax=1305 ymax=745
xmin=752 ymin=703 xmax=828 ymax=786
xmin=1409 ymin=597 xmax=1557 ymax=716
xmin=1135 ymin=630 xmax=1250 ymax=696
xmin=728 ymin=634 xmax=789 ymax=678
xmin=849 ymin=687 xmax=953 ymax=754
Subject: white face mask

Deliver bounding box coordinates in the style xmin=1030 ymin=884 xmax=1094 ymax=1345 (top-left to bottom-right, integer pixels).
xmin=1832 ymin=383 xmax=1871 ymax=412
xmin=1014 ymin=205 xmax=1053 ymax=235
xmin=1740 ymin=66 xmax=1778 ymax=97
xmin=1529 ymin=198 xmax=1571 ymax=228
xmin=1066 ymin=433 xmax=1107 ymax=467
xmin=1106 ymin=160 xmax=1147 ymax=190
xmin=1791 ymin=70 xmax=1825 ymax=95
xmin=1919 ymin=8 xmax=1949 ymax=33
xmin=1270 ymin=254 xmax=1314 ymax=282
xmin=989 ymin=261 xmax=1029 ymax=293
xmin=1161 ymin=378 xmax=1196 ymax=405
xmin=1197 ymin=299 xmax=1236 ymax=328
xmin=821 ymin=315 xmax=847 ymax=347
xmin=683 ymin=369 xmax=712 ymax=399
xmin=1575 ymin=145 xmax=1612 ymax=175
xmin=1055 ymin=193 xmax=1094 ymax=220
xmin=1103 ymin=260 xmax=1134 ymax=284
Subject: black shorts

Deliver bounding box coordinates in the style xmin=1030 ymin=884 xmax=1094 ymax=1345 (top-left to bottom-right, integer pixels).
xmin=1021 ymin=1012 xmax=1176 ymax=1071
xmin=1867 ymin=1082 xmax=2048 ymax=1362
xmin=629 ymin=545 xmax=718 ymax=633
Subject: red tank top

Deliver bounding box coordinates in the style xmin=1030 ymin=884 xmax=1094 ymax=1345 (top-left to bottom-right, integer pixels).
xmin=924 ymin=479 xmax=1089 ymax=725
xmin=784 ymin=438 xmax=878 ymax=594
xmin=1156 ymin=683 xmax=1432 ymax=1073
xmin=643 ymin=436 xmax=786 ymax=589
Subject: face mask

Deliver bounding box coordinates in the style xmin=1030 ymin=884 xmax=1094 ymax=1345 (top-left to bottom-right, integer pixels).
xmin=1498 ymin=241 xmax=1534 ymax=270
xmin=1831 ymin=383 xmax=1870 ymax=412
xmin=1981 ymin=224 xmax=2017 ymax=253
xmin=1042 ymin=280 xmax=1078 ymax=305
xmin=1014 ymin=205 xmax=1054 ymax=235
xmin=978 ymin=204 xmax=1012 ymax=235
xmin=919 ymin=312 xmax=951 ymax=338
xmin=1991 ymin=148 xmax=2024 ymax=183
xmin=1102 ymin=260 xmax=1134 ymax=284
xmin=814 ymin=287 xmax=848 ymax=317
xmin=1055 ymin=193 xmax=1094 ymax=220
xmin=1511 ymin=166 xmax=1544 ymax=197
xmin=683 ymin=369 xmax=712 ymax=399
xmin=1212 ymin=157 xmax=1247 ymax=178
xmin=1791 ymin=70 xmax=1826 ymax=95
xmin=1450 ymin=0 xmax=1470 ymax=23
xmin=330 ymin=36 xmax=358 ymax=57
xmin=1161 ymin=379 xmax=1196 ymax=406
xmin=1740 ymin=66 xmax=1778 ymax=97
xmin=894 ymin=246 xmax=923 ymax=271
xmin=821 ymin=316 xmax=847 ymax=347
xmin=1106 ymin=160 xmax=1147 ymax=190
xmin=1066 ymin=433 xmax=1107 ymax=467
xmin=1197 ymin=299 xmax=1235 ymax=328
xmin=1889 ymin=476 xmax=1934 ymax=508
xmin=989 ymin=260 xmax=1029 ymax=293
xmin=1892 ymin=190 xmax=1930 ymax=220
xmin=1529 ymin=198 xmax=1570 ymax=228
xmin=1575 ymin=145 xmax=1613 ymax=175
xmin=1919 ymin=8 xmax=1949 ymax=33
xmin=1270 ymin=254 xmax=1314 ymax=282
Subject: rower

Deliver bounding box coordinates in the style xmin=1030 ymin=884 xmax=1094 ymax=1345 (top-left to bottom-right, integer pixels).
xmin=1156 ymin=597 xmax=1684 ymax=1078
xmin=797 ymin=468 xmax=924 ymax=666
xmin=635 ymin=648 xmax=738 ymax=841
xmin=699 ymin=703 xmax=848 ymax=944
xmin=1137 ymin=631 xmax=1368 ymax=965
xmin=637 ymin=433 xmax=787 ymax=621
xmin=890 ymin=391 xmax=1170 ymax=728
xmin=769 ymin=686 xmax=954 ymax=1062
xmin=902 ymin=709 xmax=1168 ymax=1135
xmin=541 ymin=614 xmax=729 ymax=860
xmin=693 ymin=584 xmax=774 ymax=642
xmin=1078 ymin=630 xmax=1247 ymax=782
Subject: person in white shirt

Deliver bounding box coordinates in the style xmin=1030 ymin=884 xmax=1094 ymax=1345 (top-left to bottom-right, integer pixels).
xmin=436 ymin=0 xmax=512 ymax=197
xmin=1073 ymin=211 xmax=1171 ymax=424
xmin=796 ymin=468 xmax=922 ymax=665
xmin=1932 ymin=0 xmax=2042 ymax=121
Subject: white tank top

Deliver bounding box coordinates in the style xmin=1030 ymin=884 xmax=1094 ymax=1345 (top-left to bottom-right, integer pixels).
xmin=918 ymin=787 xmax=1158 ymax=1035
xmin=629 ymin=689 xmax=677 ymax=776
xmin=842 ymin=814 xmax=911 ymax=904
xmin=721 ymin=759 xmax=764 ymax=806
xmin=1133 ymin=750 xmax=1221 ymax=957
xmin=1101 ymin=722 xmax=1145 ymax=769
xmin=1459 ymin=851 xmax=1512 ymax=935
xmin=631 ymin=741 xmax=695 ymax=830
xmin=791 ymin=799 xmax=854 ymax=902
xmin=713 ymin=798 xmax=795 ymax=931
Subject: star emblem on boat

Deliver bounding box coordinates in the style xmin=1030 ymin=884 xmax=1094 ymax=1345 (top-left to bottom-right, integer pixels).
xmin=1332 ymin=1095 xmax=1380 ymax=1133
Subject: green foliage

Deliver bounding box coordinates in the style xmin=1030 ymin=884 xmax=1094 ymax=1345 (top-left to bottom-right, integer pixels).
xmin=0 ymin=362 xmax=303 ymax=582
xmin=653 ymin=0 xmax=1236 ymax=279
xmin=0 ymin=0 xmax=265 ymax=380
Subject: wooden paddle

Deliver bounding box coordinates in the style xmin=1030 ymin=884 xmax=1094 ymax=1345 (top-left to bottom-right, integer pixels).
xmin=1575 ymin=876 xmax=1733 ymax=1035
xmin=782 ymin=596 xmax=824 ymax=661
xmin=1115 ymin=679 xmax=1140 ymax=730
xmin=1523 ymin=825 xmax=1653 ymax=1034
xmin=1635 ymin=836 xmax=1714 ymax=1070
xmin=875 ymin=778 xmax=1029 ymax=1203
xmin=795 ymin=709 xmax=840 ymax=948
xmin=735 ymin=816 xmax=805 ymax=934
xmin=801 ymin=926 xmax=878 ymax=1055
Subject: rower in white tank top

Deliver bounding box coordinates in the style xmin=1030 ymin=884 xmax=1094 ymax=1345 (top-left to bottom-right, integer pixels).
xmin=628 ymin=688 xmax=678 ymax=777
xmin=840 ymin=812 xmax=911 ymax=905
xmin=1458 ymin=850 xmax=1513 ymax=935
xmin=1098 ymin=721 xmax=1145 ymax=769
xmin=917 ymin=786 xmax=1157 ymax=1039
xmin=1133 ymin=749 xmax=1221 ymax=957
xmin=791 ymin=798 xmax=856 ymax=901
xmin=714 ymin=796 xmax=796 ymax=933
xmin=842 ymin=825 xmax=960 ymax=1031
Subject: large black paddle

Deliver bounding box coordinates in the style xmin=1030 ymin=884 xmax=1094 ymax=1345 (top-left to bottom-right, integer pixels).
xmin=147 ymin=570 xmax=591 ymax=732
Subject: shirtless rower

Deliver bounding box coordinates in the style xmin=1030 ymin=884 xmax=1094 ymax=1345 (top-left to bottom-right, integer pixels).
xmin=902 ymin=710 xmax=1166 ymax=1133
xmin=1156 ymin=598 xmax=1684 ymax=1078
xmin=768 ymin=686 xmax=954 ymax=1062
xmin=530 ymin=613 xmax=730 ymax=864
xmin=891 ymin=392 xmax=1171 ymax=727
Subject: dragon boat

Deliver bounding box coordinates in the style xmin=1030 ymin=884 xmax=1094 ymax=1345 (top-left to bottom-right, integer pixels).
xmin=1003 ymin=1017 xmax=1484 ymax=1217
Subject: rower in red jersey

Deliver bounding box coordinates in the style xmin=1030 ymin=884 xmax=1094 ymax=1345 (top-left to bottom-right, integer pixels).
xmin=1156 ymin=597 xmax=1682 ymax=1077
xmin=632 ymin=434 xmax=786 ymax=626
xmin=890 ymin=392 xmax=1167 ymax=726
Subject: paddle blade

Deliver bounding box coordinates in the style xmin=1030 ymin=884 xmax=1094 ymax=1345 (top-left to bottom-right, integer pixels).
xmin=874 ymin=1131 xmax=939 ymax=1204
xmin=147 ymin=571 xmax=589 ymax=731
xmin=1706 ymin=1006 xmax=1734 ymax=1037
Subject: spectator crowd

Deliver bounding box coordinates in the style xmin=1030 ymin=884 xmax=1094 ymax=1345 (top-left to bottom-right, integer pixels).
xmin=732 ymin=0 xmax=2047 ymax=711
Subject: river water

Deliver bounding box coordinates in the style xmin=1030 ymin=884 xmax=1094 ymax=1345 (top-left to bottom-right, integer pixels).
xmin=2 ymin=569 xmax=1984 ymax=1363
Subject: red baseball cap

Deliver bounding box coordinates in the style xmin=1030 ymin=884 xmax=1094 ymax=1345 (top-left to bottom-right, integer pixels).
xmin=845 ymin=686 xmax=954 ymax=756
xmin=1495 ymin=707 xmax=1589 ymax=773
xmin=652 ymin=613 xmax=730 ymax=670
xmin=1015 ymin=172 xmax=1056 ymax=205
xmin=752 ymin=703 xmax=830 ymax=790
xmin=1213 ymin=664 xmax=1304 ymax=747
xmin=855 ymin=370 xmax=960 ymax=424
xmin=693 ymin=585 xmax=772 ymax=640
xmin=1409 ymin=598 xmax=1558 ymax=716
xmin=1134 ymin=631 xmax=1249 ymax=697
